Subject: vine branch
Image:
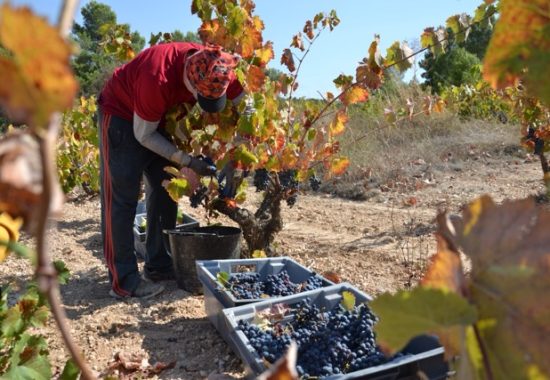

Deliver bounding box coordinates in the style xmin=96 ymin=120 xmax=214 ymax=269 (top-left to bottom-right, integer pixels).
xmin=31 ymin=1 xmax=97 ymax=379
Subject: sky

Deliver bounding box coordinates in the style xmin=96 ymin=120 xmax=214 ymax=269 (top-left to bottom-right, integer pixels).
xmin=11 ymin=0 xmax=484 ymax=98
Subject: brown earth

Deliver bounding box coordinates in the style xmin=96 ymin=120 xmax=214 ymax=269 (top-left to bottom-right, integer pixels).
xmin=0 ymin=147 xmax=546 ymax=380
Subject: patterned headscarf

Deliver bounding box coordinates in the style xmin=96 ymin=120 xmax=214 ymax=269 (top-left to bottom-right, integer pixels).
xmin=186 ymin=44 xmax=240 ymax=99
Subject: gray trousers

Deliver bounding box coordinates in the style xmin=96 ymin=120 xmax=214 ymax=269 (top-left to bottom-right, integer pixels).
xmin=98 ymin=109 xmax=176 ymax=296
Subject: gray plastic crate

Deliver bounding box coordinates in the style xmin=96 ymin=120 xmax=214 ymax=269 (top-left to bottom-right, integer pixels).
xmin=133 ymin=212 xmax=199 ymax=259
xmin=222 ymin=283 xmax=448 ymax=379
xmin=196 ymin=257 xmax=334 ymax=333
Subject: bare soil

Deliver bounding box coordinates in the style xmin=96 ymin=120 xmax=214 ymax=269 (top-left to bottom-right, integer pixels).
xmin=0 ymin=146 xmax=545 ymax=379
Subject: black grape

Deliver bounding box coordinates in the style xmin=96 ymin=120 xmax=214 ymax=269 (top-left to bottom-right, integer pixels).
xmin=238 ymin=299 xmax=396 ymax=378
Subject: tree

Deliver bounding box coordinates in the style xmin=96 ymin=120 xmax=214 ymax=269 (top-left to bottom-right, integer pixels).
xmin=420 ymin=47 xmax=481 ymax=94
xmin=171 ymin=30 xmax=201 ymax=43
xmin=71 ymin=1 xmax=145 ymax=96
xmin=419 ymin=22 xmax=493 ymax=94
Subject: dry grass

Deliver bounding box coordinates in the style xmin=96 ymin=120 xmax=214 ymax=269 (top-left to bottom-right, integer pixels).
xmin=322 ymin=95 xmax=523 ymax=199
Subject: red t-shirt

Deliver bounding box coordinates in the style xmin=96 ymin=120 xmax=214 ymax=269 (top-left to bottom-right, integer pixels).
xmin=99 ymin=42 xmax=244 ymax=122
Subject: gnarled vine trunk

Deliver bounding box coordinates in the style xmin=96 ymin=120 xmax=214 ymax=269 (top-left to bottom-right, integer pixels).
xmin=213 ymin=186 xmax=284 ymax=256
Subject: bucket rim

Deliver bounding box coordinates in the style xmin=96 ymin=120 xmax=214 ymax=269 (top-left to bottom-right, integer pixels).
xmin=163 ymin=225 xmax=241 ymax=237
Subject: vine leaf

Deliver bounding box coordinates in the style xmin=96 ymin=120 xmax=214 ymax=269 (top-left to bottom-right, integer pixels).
xmin=446 ymin=195 xmax=550 ymax=378
xmin=0 ymin=4 xmax=78 ymax=128
xmin=255 ymin=41 xmax=274 ymax=66
xmin=0 ymin=212 xmax=23 ymax=262
xmin=281 ymin=49 xmax=296 ymax=72
xmin=0 ymin=132 xmax=64 ymax=234
xmin=328 ymin=111 xmax=348 ymax=136
xmin=341 ymin=291 xmax=355 ymax=311
xmin=342 ymin=86 xmax=368 ymax=106
xmin=257 ymin=342 xmax=298 ymax=380
xmin=162 ymin=178 xmax=190 ymax=202
xmin=370 ymin=287 xmax=477 ymax=359
xmin=326 ymin=157 xmax=349 ymax=176
xmin=217 ymin=271 xmax=231 ymax=288
xmin=5 ymin=334 xmax=51 ymax=380
xmin=246 ymin=64 xmax=265 ymax=92
xmin=482 ymin=0 xmax=550 ymax=105
xmin=59 ymin=359 xmax=80 ymax=380
xmin=385 ymin=41 xmax=414 ymax=72
xmin=252 ymin=249 xmax=267 ymax=258
xmin=420 ymin=233 xmax=466 ymax=294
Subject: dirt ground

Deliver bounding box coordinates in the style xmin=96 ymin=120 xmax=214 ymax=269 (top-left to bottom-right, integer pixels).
xmin=0 ymin=146 xmax=545 ymax=379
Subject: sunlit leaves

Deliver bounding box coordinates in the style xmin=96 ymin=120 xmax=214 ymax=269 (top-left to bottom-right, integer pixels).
xmin=254 ymin=41 xmax=274 ymax=67
xmin=446 ymin=13 xmax=472 ymax=44
xmin=0 ymin=4 xmax=78 ymax=128
xmin=370 ymin=287 xmax=477 ymax=358
xmin=341 ymin=291 xmax=355 ymax=311
xmin=385 ymin=41 xmax=414 ymax=73
xmin=421 ymin=234 xmax=465 ymax=294
xmin=163 ymin=178 xmax=190 ymax=202
xmin=246 ymin=64 xmax=265 ymax=92
xmin=483 ymin=0 xmax=550 ymax=105
xmin=329 ymin=111 xmax=348 ymax=136
xmin=342 ymin=86 xmax=369 ymax=106
xmin=421 ymin=27 xmax=447 ymax=56
xmin=328 ymin=157 xmax=349 ymax=176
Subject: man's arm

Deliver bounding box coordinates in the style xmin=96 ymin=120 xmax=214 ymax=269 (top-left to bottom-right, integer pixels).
xmin=133 ymin=113 xmax=191 ymax=166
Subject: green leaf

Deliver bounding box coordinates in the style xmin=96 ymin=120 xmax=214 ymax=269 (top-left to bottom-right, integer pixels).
xmin=29 ymin=306 xmax=49 ymax=328
xmin=59 ymin=359 xmax=80 ymax=380
xmin=370 ymin=287 xmax=477 ymax=357
xmin=217 ymin=271 xmax=231 ymax=288
xmin=385 ymin=41 xmax=413 ymax=72
xmin=233 ymin=145 xmax=259 ymax=166
xmin=4 ymin=354 xmax=51 ymax=380
xmin=2 ymin=306 xmax=24 ymax=337
xmin=341 ymin=291 xmax=355 ymax=311
xmin=4 ymin=334 xmax=51 ymax=380
xmin=164 ymin=178 xmax=189 ymax=202
xmin=0 ymin=284 xmax=10 ymax=312
xmin=53 ymin=260 xmax=70 ymax=285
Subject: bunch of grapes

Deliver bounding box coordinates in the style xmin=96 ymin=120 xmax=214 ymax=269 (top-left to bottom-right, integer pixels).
xmin=309 ymin=175 xmax=322 ymax=191
xmin=253 ymin=169 xmax=270 ymax=191
xmin=190 ymin=186 xmax=208 ymax=208
xmin=226 ymin=270 xmax=324 ymax=300
xmin=278 ymin=170 xmax=299 ymax=207
xmin=239 ymin=300 xmax=396 ymax=378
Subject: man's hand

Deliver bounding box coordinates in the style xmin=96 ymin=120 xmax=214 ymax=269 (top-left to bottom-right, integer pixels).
xmin=187 ymin=156 xmax=217 ymax=176
xmin=218 ymin=161 xmax=244 ymax=199
xmin=170 ymin=151 xmax=216 ymax=176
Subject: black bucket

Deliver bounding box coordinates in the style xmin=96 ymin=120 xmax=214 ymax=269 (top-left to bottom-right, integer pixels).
xmin=164 ymin=225 xmax=241 ymax=294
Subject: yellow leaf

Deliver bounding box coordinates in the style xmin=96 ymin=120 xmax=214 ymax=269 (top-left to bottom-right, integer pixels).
xmin=254 ymin=41 xmax=274 ymax=67
xmin=0 ymin=212 xmax=23 ymax=262
xmin=328 ymin=111 xmax=348 ymax=136
xmin=252 ymin=250 xmax=267 ymax=258
xmin=343 ymin=86 xmax=369 ymax=105
xmin=0 ymin=5 xmax=78 ymax=128
xmin=421 ymin=234 xmax=466 ymax=294
xmin=329 ymin=157 xmax=349 ymax=176
xmin=341 ymin=291 xmax=355 ymax=311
